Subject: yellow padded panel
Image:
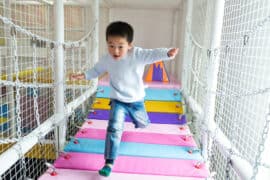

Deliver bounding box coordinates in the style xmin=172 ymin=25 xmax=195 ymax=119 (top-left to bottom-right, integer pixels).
xmin=0 ymin=143 xmax=55 ymax=160
xmin=0 ymin=117 xmax=7 ymax=124
xmin=92 ymin=98 xmax=183 ymax=114
xmin=25 ymin=143 xmax=56 ymax=160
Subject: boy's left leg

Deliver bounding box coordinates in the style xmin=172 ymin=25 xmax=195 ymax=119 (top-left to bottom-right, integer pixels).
xmin=99 ymin=100 xmax=126 ymax=177
xmin=128 ymin=101 xmax=150 ymax=128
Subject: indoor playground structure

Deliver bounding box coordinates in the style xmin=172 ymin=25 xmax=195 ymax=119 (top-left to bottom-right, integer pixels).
xmin=0 ymin=0 xmax=270 ymax=180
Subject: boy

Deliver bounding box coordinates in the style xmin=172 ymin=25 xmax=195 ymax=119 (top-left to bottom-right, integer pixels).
xmin=70 ymin=21 xmax=179 ymax=177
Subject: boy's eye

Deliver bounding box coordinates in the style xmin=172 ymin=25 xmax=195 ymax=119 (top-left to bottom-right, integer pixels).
xmin=109 ymin=45 xmax=114 ymax=48
xmin=119 ymin=46 xmax=123 ymax=49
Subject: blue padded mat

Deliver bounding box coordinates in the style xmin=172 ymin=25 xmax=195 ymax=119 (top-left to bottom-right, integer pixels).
xmin=64 ymin=138 xmax=202 ymax=161
xmin=96 ymin=86 xmax=181 ymax=101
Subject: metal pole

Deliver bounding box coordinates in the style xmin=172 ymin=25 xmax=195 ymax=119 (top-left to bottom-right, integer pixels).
xmin=202 ymin=0 xmax=225 ymax=160
xmin=3 ymin=0 xmax=16 ymax=140
xmin=181 ymin=0 xmax=193 ymax=92
xmin=92 ymin=0 xmax=99 ymax=65
xmin=54 ymin=0 xmax=65 ymax=151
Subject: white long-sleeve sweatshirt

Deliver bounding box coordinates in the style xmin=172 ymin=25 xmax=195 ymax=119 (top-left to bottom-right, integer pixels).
xmin=84 ymin=46 xmax=172 ymax=103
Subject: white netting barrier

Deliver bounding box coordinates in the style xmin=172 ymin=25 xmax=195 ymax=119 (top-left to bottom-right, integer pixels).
xmin=182 ymin=0 xmax=270 ymax=179
xmin=0 ymin=1 xmax=98 ymax=179
xmin=1 ymin=0 xmax=270 ymax=180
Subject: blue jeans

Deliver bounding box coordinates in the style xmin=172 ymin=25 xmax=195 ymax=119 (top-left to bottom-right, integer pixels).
xmin=105 ymin=99 xmax=150 ymax=160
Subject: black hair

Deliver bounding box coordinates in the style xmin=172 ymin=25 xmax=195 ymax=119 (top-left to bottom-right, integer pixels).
xmin=106 ymin=21 xmax=134 ymax=43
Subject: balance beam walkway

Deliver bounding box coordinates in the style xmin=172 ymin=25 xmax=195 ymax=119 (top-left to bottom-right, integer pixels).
xmin=39 ymin=80 xmax=209 ymax=180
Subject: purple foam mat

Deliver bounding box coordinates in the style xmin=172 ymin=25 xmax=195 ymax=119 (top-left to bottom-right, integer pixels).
xmin=88 ymin=109 xmax=186 ymax=125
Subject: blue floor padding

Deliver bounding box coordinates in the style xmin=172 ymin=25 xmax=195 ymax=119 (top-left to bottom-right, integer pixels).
xmin=96 ymin=86 xmax=181 ymax=101
xmin=64 ymin=138 xmax=202 ymax=161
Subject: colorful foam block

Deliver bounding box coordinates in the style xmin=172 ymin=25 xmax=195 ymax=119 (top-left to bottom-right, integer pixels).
xmin=92 ymin=98 xmax=183 ymax=114
xmin=54 ymin=153 xmax=208 ymax=178
xmin=75 ymin=128 xmax=196 ymax=147
xmin=88 ymin=109 xmax=186 ymax=125
xmin=144 ymin=61 xmax=170 ymax=82
xmin=96 ymin=86 xmax=181 ymax=101
xmin=39 ymin=168 xmax=206 ymax=180
xmin=64 ymin=138 xmax=202 ymax=160
xmin=82 ymin=119 xmax=191 ymax=135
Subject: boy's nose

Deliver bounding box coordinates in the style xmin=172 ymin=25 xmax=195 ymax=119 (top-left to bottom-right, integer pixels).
xmin=114 ymin=48 xmax=119 ymax=54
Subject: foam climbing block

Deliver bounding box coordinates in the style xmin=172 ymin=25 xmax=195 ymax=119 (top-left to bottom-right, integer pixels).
xmin=53 ymin=153 xmax=208 ymax=178
xmin=82 ymin=119 xmax=191 ymax=135
xmin=96 ymin=86 xmax=181 ymax=101
xmin=64 ymin=138 xmax=202 ymax=160
xmin=144 ymin=61 xmax=170 ymax=82
xmin=92 ymin=98 xmax=183 ymax=114
xmin=39 ymin=168 xmax=206 ymax=180
xmin=88 ymin=109 xmax=187 ymax=125
xmin=75 ymin=128 xmax=196 ymax=147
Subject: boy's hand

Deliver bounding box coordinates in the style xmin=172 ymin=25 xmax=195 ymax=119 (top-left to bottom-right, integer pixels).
xmin=70 ymin=73 xmax=85 ymax=80
xmin=167 ymin=48 xmax=179 ymax=59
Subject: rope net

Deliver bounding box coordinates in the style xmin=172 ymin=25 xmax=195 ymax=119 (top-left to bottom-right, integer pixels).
xmin=0 ymin=1 xmax=97 ymax=179
xmin=0 ymin=0 xmax=270 ymax=180
xmin=182 ymin=0 xmax=270 ymax=179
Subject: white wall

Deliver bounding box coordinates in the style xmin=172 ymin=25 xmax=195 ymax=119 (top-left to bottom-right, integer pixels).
xmin=110 ymin=8 xmax=174 ymax=48
xmin=98 ymin=6 xmax=185 ymax=83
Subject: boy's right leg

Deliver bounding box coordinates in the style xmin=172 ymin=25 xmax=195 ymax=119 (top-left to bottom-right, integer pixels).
xmin=98 ymin=159 xmax=114 ymax=177
xmin=99 ymin=100 xmax=126 ymax=177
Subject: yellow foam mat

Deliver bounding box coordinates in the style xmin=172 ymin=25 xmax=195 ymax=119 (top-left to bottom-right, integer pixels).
xmin=0 ymin=117 xmax=7 ymax=124
xmin=0 ymin=143 xmax=56 ymax=160
xmin=92 ymin=98 xmax=183 ymax=114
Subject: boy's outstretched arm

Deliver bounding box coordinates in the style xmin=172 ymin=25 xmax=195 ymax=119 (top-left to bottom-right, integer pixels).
xmin=137 ymin=47 xmax=179 ymax=65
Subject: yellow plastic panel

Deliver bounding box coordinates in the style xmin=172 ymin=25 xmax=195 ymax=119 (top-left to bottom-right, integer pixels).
xmin=92 ymin=98 xmax=183 ymax=114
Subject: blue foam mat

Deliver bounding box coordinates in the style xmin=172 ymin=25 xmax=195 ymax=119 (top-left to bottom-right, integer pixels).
xmin=96 ymin=86 xmax=181 ymax=101
xmin=64 ymin=138 xmax=202 ymax=161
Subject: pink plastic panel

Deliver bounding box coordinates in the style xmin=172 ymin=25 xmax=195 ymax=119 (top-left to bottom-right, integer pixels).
xmin=39 ymin=168 xmax=205 ymax=180
xmin=75 ymin=128 xmax=196 ymax=147
xmin=54 ymin=152 xmax=209 ymax=178
xmin=83 ymin=119 xmax=191 ymax=135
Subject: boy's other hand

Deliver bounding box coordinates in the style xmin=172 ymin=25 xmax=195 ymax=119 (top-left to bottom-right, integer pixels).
xmin=70 ymin=73 xmax=85 ymax=80
xmin=167 ymin=48 xmax=179 ymax=59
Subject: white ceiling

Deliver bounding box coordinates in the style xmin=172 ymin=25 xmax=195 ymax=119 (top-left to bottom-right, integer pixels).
xmin=103 ymin=0 xmax=183 ymax=9
xmin=63 ymin=0 xmax=183 ymax=9
xmin=14 ymin=0 xmax=183 ymax=9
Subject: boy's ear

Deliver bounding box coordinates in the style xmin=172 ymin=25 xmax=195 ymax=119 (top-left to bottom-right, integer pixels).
xmin=128 ymin=43 xmax=133 ymax=50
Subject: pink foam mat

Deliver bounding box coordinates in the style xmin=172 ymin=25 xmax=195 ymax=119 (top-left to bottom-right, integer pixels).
xmin=54 ymin=152 xmax=209 ymax=178
xmin=83 ymin=119 xmax=191 ymax=135
xmin=39 ymin=168 xmax=205 ymax=180
xmin=75 ymin=128 xmax=196 ymax=147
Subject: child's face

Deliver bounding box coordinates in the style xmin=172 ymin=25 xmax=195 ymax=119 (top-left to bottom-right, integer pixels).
xmin=107 ymin=36 xmax=132 ymax=61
